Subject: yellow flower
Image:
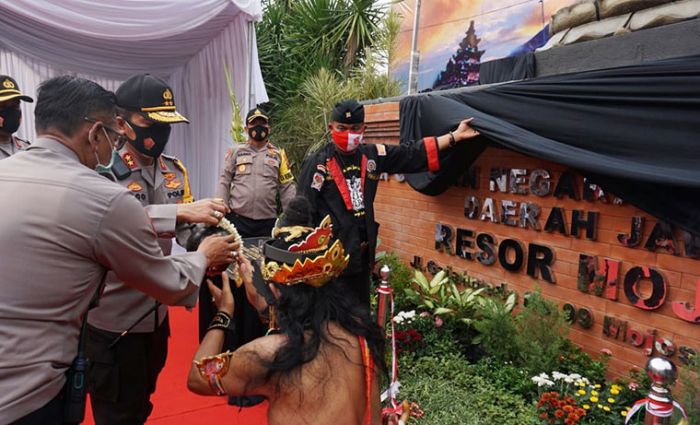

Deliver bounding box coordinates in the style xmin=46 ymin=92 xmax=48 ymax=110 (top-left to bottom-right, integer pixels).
xmin=591 ymin=390 xmax=599 ymax=396
xmin=608 ymin=398 xmax=616 ymax=403
xmin=598 ymin=404 xmax=604 ymax=409
xmin=604 ymin=406 xmax=611 ymax=412
xmin=590 ymin=396 xmax=599 ymax=403
xmin=578 ymin=390 xmax=586 ymax=395
xmin=610 ymin=388 xmax=620 ymax=395
xmin=595 ymin=384 xmax=601 ymax=389
xmin=621 ymin=411 xmax=628 ymax=417
xmin=583 ymin=404 xmax=590 ymax=410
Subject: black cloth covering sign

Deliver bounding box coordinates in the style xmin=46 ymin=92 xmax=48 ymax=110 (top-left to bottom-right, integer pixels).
xmin=399 ymin=54 xmax=700 ymax=235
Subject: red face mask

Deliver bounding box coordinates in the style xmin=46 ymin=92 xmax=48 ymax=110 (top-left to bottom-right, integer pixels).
xmin=331 ymin=130 xmax=363 ymax=153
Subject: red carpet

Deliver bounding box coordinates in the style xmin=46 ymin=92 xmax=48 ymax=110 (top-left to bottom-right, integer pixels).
xmin=84 ymin=306 xmax=269 ymax=424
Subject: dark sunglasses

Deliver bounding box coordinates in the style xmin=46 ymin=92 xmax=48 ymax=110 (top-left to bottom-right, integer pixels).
xmin=84 ymin=117 xmax=130 ymax=150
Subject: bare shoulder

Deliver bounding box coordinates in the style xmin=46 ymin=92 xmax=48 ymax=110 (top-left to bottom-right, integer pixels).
xmin=224 ymin=334 xmax=286 ymax=397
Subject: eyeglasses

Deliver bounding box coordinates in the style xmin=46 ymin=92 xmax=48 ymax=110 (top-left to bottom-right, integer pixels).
xmin=84 ymin=117 xmax=130 ymax=150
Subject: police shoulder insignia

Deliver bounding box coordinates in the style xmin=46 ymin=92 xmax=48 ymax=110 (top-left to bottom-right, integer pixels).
xmin=376 ymin=144 xmax=387 ymax=156
xmin=165 ymin=179 xmax=182 ymax=189
xmin=159 ymin=157 xmax=168 ymax=171
xmin=127 ymin=181 xmax=142 ymax=192
xmin=366 ymin=159 xmax=377 ymax=173
xmin=311 ymin=172 xmax=324 ymax=191
xmin=122 ymin=152 xmax=137 ymax=169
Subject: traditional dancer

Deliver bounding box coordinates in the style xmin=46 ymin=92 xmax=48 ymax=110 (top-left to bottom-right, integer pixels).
xmin=188 ymin=197 xmax=386 ymax=425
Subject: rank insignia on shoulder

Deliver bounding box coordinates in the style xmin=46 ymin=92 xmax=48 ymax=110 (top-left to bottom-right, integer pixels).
xmin=366 ymin=159 xmax=377 ymax=173
xmin=376 ymin=144 xmax=386 ymax=156
xmin=165 ymin=179 xmax=182 ymax=189
xmin=127 ymin=181 xmax=142 ymax=192
xmin=311 ymin=172 xmax=324 ymax=191
xmin=163 ymin=172 xmax=176 ymax=181
xmin=159 ymin=157 xmax=168 ymax=171
xmin=225 ymin=148 xmax=233 ymax=161
xmin=122 ymin=152 xmax=136 ymax=169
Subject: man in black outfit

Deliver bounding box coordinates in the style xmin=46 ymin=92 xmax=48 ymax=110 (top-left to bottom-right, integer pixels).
xmin=298 ymin=99 xmax=479 ymax=308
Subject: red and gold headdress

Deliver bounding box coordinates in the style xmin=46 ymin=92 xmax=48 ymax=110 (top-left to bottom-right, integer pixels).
xmin=261 ymin=215 xmax=349 ymax=287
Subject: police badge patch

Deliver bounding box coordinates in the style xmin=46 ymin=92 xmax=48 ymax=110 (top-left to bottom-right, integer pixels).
xmin=311 ymin=172 xmax=324 ymax=191
xmin=366 ymin=159 xmax=377 ymax=173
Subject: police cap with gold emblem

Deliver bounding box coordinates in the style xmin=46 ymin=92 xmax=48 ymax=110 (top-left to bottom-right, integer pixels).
xmin=0 ymin=75 xmax=34 ymax=103
xmin=331 ymin=99 xmax=364 ymax=124
xmin=245 ymin=107 xmax=269 ymax=124
xmin=116 ymin=74 xmax=188 ymax=124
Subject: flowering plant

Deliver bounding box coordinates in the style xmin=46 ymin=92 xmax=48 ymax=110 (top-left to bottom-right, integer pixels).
xmin=537 ymin=391 xmax=586 ymax=424
xmin=532 ymin=371 xmax=637 ymax=424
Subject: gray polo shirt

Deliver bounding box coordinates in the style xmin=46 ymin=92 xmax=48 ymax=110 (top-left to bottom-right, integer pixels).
xmin=0 ymin=137 xmax=206 ymax=423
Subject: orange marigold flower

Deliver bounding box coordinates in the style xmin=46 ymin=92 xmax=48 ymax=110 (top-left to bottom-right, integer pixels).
xmin=576 ymin=408 xmax=586 ymax=416
xmin=540 ymin=412 xmax=549 ymax=419
xmin=563 ymin=405 xmax=574 ymax=413
xmin=555 ymin=409 xmax=565 ymax=418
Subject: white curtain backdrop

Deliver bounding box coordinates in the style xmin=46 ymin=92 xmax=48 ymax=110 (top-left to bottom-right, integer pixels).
xmin=0 ymin=0 xmax=267 ymax=198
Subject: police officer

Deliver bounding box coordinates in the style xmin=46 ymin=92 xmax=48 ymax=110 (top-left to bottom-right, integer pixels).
xmin=0 ymin=75 xmax=33 ymax=159
xmin=0 ymin=75 xmax=237 ymax=425
xmin=299 ymin=99 xmax=480 ymax=308
xmin=86 ymin=74 xmax=229 ymax=425
xmin=207 ymin=106 xmax=296 ymax=406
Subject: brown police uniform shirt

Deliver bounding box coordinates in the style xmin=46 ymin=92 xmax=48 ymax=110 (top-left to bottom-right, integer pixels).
xmin=0 ymin=138 xmax=206 ymax=423
xmin=0 ymin=135 xmax=30 ymax=160
xmin=216 ymin=141 xmax=296 ymax=220
xmin=88 ymin=145 xmax=195 ymax=334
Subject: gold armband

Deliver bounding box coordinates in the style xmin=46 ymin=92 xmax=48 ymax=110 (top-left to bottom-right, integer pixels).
xmin=194 ymin=351 xmax=234 ymax=395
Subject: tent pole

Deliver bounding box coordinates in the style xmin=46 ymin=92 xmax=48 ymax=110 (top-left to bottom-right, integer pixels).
xmin=245 ymin=20 xmax=255 ymax=112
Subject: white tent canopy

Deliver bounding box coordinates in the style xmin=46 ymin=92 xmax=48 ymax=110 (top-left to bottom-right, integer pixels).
xmin=0 ymin=0 xmax=268 ymax=198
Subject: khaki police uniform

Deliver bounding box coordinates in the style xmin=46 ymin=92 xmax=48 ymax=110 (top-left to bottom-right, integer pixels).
xmin=0 ymin=135 xmax=30 ymax=160
xmin=88 ymin=146 xmax=194 ymax=334
xmin=0 ymin=138 xmax=206 ymax=424
xmin=86 ymin=146 xmax=195 ymax=425
xmin=216 ymin=141 xmax=296 ymax=219
xmin=204 ymin=141 xmax=295 ymax=381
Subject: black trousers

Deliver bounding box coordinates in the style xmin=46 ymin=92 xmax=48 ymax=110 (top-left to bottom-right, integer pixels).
xmin=198 ymin=213 xmax=276 ymax=349
xmin=336 ymin=244 xmax=372 ymax=310
xmin=86 ymin=318 xmax=170 ymax=425
xmin=10 ymin=391 xmax=67 ymax=425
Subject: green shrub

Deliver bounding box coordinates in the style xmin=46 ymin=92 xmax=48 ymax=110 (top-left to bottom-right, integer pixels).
xmin=516 ymin=291 xmax=570 ymax=374
xmin=399 ymin=354 xmax=538 ymax=425
xmin=473 ymin=294 xmax=520 ymax=364
xmin=677 ymin=354 xmax=700 ymax=424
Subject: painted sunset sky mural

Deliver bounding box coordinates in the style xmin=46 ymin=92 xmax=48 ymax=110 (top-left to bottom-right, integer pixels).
xmin=390 ymin=0 xmax=578 ymax=91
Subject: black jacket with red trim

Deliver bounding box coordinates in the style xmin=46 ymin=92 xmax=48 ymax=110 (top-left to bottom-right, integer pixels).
xmin=299 ymin=138 xmax=440 ymax=276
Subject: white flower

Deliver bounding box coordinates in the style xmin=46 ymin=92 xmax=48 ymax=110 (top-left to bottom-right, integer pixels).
xmin=393 ymin=315 xmax=404 ymax=324
xmin=569 ymin=373 xmax=582 ymax=380
xmin=564 ymin=377 xmax=574 ymax=383
xmin=531 ymin=376 xmax=554 ymax=387
xmin=552 ymin=371 xmax=566 ymax=380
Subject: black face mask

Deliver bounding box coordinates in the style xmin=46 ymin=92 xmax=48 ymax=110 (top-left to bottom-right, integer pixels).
xmin=126 ymin=119 xmax=171 ymax=158
xmin=248 ymin=125 xmax=269 ymax=142
xmin=0 ymin=108 xmax=21 ymax=134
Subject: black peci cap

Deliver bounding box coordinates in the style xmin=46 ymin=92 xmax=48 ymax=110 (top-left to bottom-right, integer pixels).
xmin=246 ymin=107 xmax=269 ymax=124
xmin=331 ymin=99 xmax=364 ymax=124
xmin=0 ymin=76 xmax=33 ymax=103
xmin=116 ymin=74 xmax=188 ymax=124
